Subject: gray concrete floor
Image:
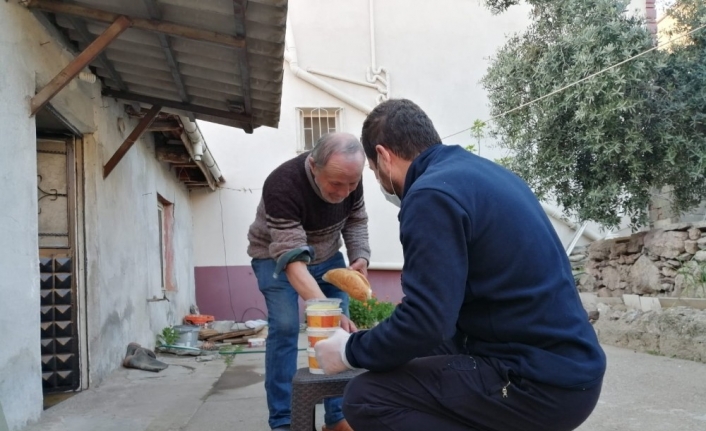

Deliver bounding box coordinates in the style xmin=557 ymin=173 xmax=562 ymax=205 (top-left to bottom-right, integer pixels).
xmin=23 ymin=336 xmax=706 ymax=431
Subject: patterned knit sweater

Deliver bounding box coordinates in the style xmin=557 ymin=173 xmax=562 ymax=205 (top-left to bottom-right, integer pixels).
xmin=247 ymin=152 xmax=371 ymax=265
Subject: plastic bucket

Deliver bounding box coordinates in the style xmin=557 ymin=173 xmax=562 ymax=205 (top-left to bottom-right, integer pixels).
xmin=306 ymin=327 xmax=337 ymax=348
xmin=307 ymin=348 xmax=324 ymax=374
xmin=306 ymin=309 xmax=342 ymax=328
xmin=173 ymin=325 xmax=200 ymax=347
xmin=305 ymin=298 xmax=342 ymax=311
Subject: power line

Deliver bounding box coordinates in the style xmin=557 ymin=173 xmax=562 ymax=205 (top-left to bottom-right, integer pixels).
xmin=441 ymin=22 xmax=706 ymax=141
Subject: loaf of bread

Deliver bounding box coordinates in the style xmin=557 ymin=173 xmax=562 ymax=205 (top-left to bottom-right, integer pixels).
xmin=322 ymin=268 xmax=373 ymax=302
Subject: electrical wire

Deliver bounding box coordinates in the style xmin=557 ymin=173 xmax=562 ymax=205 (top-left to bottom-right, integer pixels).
xmin=441 ymin=22 xmax=706 ymax=141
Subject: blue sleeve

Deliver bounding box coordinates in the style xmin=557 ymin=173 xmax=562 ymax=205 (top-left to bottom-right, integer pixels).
xmin=345 ymin=188 xmax=470 ymax=371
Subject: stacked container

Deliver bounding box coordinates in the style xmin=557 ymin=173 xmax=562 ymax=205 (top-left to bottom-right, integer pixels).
xmin=305 ymin=298 xmax=342 ymax=374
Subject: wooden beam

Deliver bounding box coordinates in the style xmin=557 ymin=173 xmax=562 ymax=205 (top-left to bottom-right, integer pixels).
xmin=26 ymin=0 xmax=245 ymax=49
xmin=103 ymin=105 xmax=161 ymax=179
xmin=67 ymin=16 xmax=128 ymax=91
xmin=147 ymin=120 xmax=182 ymax=132
xmin=31 ymin=15 xmax=131 ymax=115
xmin=102 ymin=89 xmax=252 ymax=125
xmin=233 ymin=0 xmax=253 ymax=134
xmin=141 ymin=0 xmax=190 ymax=103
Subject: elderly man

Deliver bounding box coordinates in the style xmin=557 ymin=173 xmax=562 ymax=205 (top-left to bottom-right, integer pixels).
xmin=247 ymin=132 xmax=369 ymax=431
xmin=315 ymin=100 xmax=606 ymax=431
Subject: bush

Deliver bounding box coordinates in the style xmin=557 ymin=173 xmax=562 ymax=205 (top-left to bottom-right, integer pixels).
xmin=349 ymin=297 xmax=396 ymax=329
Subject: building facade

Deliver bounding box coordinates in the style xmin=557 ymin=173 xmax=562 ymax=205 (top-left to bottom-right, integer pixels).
xmin=192 ymin=0 xmax=650 ymax=320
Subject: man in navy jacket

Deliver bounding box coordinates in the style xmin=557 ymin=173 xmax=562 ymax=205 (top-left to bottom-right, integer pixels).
xmin=315 ymin=99 xmax=606 ymax=431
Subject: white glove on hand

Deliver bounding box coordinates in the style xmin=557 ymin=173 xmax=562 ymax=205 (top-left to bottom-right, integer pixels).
xmin=314 ymin=327 xmax=354 ymax=375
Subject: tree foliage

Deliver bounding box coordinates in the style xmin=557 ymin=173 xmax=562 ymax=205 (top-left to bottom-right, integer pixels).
xmin=482 ymin=0 xmax=706 ymax=228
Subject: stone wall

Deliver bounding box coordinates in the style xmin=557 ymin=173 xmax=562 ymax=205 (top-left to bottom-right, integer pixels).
xmin=573 ymin=222 xmax=706 ymax=298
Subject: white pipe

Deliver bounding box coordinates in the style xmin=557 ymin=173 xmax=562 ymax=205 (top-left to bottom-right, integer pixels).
xmin=178 ymin=116 xmax=225 ymax=183
xmin=369 ymin=0 xmax=381 ymax=75
xmin=285 ymin=19 xmax=373 ymax=114
xmin=306 ymin=67 xmax=381 ymax=90
xmin=181 ymin=117 xmax=204 ymax=160
xmin=541 ymin=202 xmax=600 ymax=241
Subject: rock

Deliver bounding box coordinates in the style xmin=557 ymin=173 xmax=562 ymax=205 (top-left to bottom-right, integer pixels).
xmin=688 ymin=227 xmax=702 ymax=240
xmin=661 ymin=267 xmax=678 ymax=278
xmin=678 ymin=253 xmax=693 ymax=261
xmin=578 ymin=273 xmax=596 ymax=291
xmin=685 ymin=240 xmax=699 ymax=255
xmin=623 ymin=253 xmax=641 ymax=265
xmin=628 ymin=255 xmax=662 ymax=294
xmin=627 ymin=232 xmax=647 ymax=254
xmin=609 ymin=242 xmax=628 ymax=259
xmin=644 ymin=230 xmax=688 ymax=259
xmin=694 ymin=251 xmax=706 ymax=262
xmin=597 ymin=287 xmax=612 ymax=298
xmin=588 ymin=239 xmax=615 ymax=261
xmin=661 ymin=283 xmax=674 ymax=292
xmin=585 ymin=260 xmax=601 ymax=278
xmin=588 ymin=310 xmax=600 ymax=324
xmin=698 ymin=237 xmax=706 ymax=250
xmin=602 ymin=266 xmax=621 ymax=290
xmin=666 ymin=260 xmax=681 ymax=267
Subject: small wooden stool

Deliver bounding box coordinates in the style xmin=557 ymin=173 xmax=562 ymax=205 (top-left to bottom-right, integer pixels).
xmin=290 ymin=367 xmax=366 ymax=431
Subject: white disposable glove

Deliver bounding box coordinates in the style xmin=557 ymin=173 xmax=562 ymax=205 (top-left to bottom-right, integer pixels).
xmin=314 ymin=327 xmax=354 ymax=375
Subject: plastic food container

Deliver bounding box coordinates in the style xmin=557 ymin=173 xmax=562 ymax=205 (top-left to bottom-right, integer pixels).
xmin=305 ymin=298 xmax=342 ymax=311
xmin=248 ymin=337 xmax=265 ymax=348
xmin=306 ymin=309 xmax=342 ymax=328
xmin=307 ymin=348 xmax=324 ymax=374
xmin=306 ymin=327 xmax=337 ymax=348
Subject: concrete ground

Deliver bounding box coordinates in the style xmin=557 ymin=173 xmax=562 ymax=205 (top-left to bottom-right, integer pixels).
xmin=22 ymin=336 xmax=706 ymax=431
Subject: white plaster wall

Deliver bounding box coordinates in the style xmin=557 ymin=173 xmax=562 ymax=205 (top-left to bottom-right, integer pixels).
xmin=0 ymin=4 xmax=43 ymax=430
xmin=0 ymin=3 xmax=197 ymax=428
xmin=83 ymin=108 xmax=196 ymax=383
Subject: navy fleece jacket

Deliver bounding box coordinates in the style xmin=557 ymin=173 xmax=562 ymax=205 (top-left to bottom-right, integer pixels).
xmin=346 ymin=144 xmax=606 ymax=389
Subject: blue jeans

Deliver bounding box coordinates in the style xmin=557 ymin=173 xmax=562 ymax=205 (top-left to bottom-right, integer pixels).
xmin=252 ymin=252 xmax=350 ymax=430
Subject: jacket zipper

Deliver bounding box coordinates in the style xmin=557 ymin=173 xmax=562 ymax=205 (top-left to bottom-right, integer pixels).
xmin=501 ymin=380 xmax=511 ymax=398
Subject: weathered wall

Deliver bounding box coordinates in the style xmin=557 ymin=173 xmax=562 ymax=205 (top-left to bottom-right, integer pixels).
xmin=574 ymin=222 xmax=706 ymax=298
xmin=0 ymin=4 xmax=44 ymax=429
xmin=0 ymin=3 xmax=197 ymax=429
xmin=82 ymin=106 xmax=196 ymax=383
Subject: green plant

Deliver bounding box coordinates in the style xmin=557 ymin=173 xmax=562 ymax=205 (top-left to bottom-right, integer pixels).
xmin=469 ymin=119 xmax=487 ymax=156
xmin=157 ymin=326 xmax=179 ymax=347
xmin=676 ymin=260 xmax=706 ymax=298
xmin=219 ymin=345 xmax=243 ymax=367
xmin=349 ymin=297 xmax=397 ymax=329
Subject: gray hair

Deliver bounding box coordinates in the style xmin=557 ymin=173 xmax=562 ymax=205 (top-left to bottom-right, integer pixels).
xmin=310 ymin=133 xmax=364 ymax=167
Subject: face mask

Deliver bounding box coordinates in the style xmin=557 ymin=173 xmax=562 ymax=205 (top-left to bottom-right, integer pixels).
xmin=377 ymin=156 xmax=401 ymax=208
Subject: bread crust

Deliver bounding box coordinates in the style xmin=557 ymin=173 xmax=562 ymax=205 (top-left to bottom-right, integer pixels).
xmin=322 ymin=268 xmax=372 ymax=301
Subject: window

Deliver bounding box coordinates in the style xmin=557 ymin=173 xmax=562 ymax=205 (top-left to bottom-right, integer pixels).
xmin=157 ymin=195 xmax=175 ymax=291
xmin=296 ymin=107 xmax=343 ymax=152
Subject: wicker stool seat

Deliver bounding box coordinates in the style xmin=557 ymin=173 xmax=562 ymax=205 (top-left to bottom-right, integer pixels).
xmin=290 ymin=367 xmax=366 ymax=431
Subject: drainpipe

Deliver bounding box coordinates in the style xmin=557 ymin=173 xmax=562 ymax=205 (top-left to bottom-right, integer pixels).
xmin=178 ymin=116 xmax=225 ymax=184
xmin=284 ymin=19 xmax=373 ymax=114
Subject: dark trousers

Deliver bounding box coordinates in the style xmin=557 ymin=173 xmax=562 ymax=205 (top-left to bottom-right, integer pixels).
xmin=342 ymin=341 xmax=602 ymax=431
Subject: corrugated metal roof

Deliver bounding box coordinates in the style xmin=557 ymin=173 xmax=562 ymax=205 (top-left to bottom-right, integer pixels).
xmin=42 ymin=0 xmax=286 ymax=131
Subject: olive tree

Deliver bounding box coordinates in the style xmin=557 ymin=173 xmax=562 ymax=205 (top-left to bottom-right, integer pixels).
xmin=481 ymin=0 xmax=706 ymax=228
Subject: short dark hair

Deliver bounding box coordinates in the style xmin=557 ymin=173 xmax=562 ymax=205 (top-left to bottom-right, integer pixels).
xmin=360 ymin=99 xmax=441 ymax=162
